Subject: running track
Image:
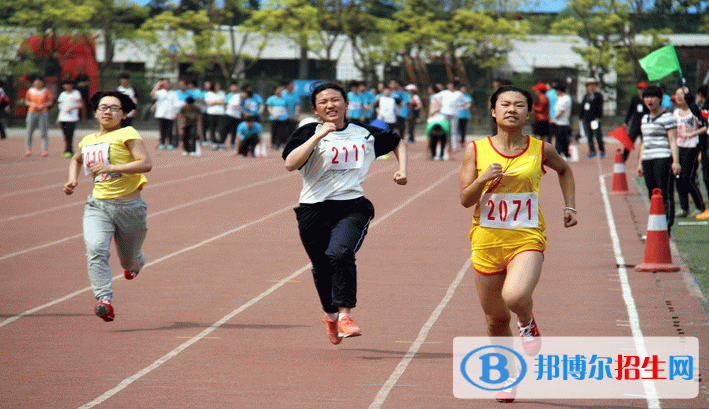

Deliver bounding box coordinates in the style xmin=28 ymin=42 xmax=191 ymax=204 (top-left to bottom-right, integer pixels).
xmin=1 ymin=132 xmax=707 ymax=408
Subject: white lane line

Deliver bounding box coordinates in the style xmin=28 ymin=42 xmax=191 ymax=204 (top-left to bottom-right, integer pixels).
xmin=0 ymin=172 xmax=295 ymax=261
xmin=77 ymin=165 xmax=455 ymax=408
xmin=0 ymin=159 xmax=274 ymax=222
xmin=368 ymin=257 xmax=470 ymax=409
xmin=0 ymin=183 xmax=65 ymax=199
xmin=0 ymin=158 xmax=413 ymax=323
xmin=599 ymin=174 xmax=660 ymax=409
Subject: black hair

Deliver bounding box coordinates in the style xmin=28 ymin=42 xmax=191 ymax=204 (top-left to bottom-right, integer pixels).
xmin=431 ymin=124 xmax=444 ymax=133
xmin=642 ymin=86 xmax=663 ymax=99
xmin=554 ymin=84 xmax=566 ymax=93
xmin=62 ymin=79 xmax=74 ymax=86
xmin=185 ymin=96 xmax=195 ymax=104
xmin=119 ymin=73 xmax=130 ymax=80
xmin=245 ymin=115 xmax=258 ymax=122
xmin=89 ymin=90 xmax=136 ymax=113
xmin=490 ymin=85 xmax=533 ymax=111
xmin=310 ymin=81 xmax=348 ymax=107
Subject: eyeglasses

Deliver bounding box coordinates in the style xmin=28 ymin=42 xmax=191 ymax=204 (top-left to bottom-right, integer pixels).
xmin=97 ymin=105 xmax=122 ymax=112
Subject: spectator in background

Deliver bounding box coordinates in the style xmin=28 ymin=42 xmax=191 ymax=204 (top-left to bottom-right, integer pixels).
xmin=347 ymin=80 xmax=365 ymax=122
xmin=672 ymin=86 xmax=706 ymax=218
xmin=75 ymin=69 xmax=91 ymax=120
xmin=267 ymin=84 xmax=291 ymax=151
xmin=283 ymin=80 xmax=301 ymax=139
xmin=204 ymin=82 xmax=226 ymax=150
xmin=636 ymin=85 xmax=680 ymax=235
xmin=375 ymin=86 xmax=401 ymax=132
xmin=177 ymin=96 xmax=202 ymax=156
xmin=695 ymin=86 xmax=709 ymax=220
xmin=150 ymin=78 xmax=179 ymax=150
xmin=117 ymin=73 xmax=138 ymax=126
xmin=24 ymin=77 xmax=54 ymax=157
xmin=546 ymin=80 xmax=558 ymax=144
xmin=457 ymin=85 xmax=472 ymax=146
xmin=406 ymin=84 xmax=422 ymax=143
xmin=234 ymin=115 xmax=262 ymax=157
xmin=427 ymin=116 xmax=449 ymax=161
xmin=435 ymin=80 xmax=464 ymax=155
xmin=57 ymin=79 xmax=84 ymax=158
xmin=390 ymin=79 xmax=409 ymax=139
xmin=623 ymin=82 xmax=650 ymax=162
xmin=581 ymin=78 xmax=605 ymax=159
xmin=362 ymin=83 xmax=376 ymax=124
xmin=551 ymin=84 xmax=572 ymax=160
xmin=223 ymin=83 xmax=244 ymax=152
xmin=531 ymin=82 xmax=550 ymax=143
xmin=0 ymin=79 xmax=9 ymax=140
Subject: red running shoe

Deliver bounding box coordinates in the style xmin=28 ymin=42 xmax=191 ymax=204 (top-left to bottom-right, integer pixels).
xmin=495 ymin=374 xmax=519 ymax=403
xmin=124 ymin=269 xmax=139 ymax=280
xmin=517 ymin=315 xmax=541 ymax=356
xmin=337 ymin=314 xmax=362 ymax=338
xmin=322 ymin=316 xmax=342 ymax=345
xmin=94 ymin=298 xmax=115 ymax=322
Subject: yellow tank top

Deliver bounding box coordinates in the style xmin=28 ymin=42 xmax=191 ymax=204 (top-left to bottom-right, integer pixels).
xmin=78 ymin=126 xmax=148 ymax=200
xmin=469 ymin=136 xmax=547 ymax=250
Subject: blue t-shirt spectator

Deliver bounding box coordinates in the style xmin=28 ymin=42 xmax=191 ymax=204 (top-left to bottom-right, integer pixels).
xmin=394 ymin=90 xmax=410 ymax=119
xmin=347 ymin=91 xmax=364 ymax=121
xmin=237 ymin=121 xmax=262 ymax=141
xmin=363 ymin=90 xmax=376 ymax=120
xmin=458 ymin=93 xmax=472 ymax=119
xmin=266 ymin=95 xmax=289 ymax=120
xmin=283 ymin=90 xmax=300 ymax=120
xmin=243 ymin=94 xmax=263 ymax=117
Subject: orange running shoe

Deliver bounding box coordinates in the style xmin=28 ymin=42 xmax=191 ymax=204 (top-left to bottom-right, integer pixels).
xmin=338 ymin=314 xmax=362 ymax=338
xmin=695 ymin=209 xmax=709 ymax=220
xmin=322 ymin=316 xmax=342 ymax=345
xmin=495 ymin=374 xmax=519 ymax=403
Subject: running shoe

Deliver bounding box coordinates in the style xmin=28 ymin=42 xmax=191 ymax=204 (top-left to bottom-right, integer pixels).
xmin=495 ymin=374 xmax=519 ymax=403
xmin=94 ymin=298 xmax=115 ymax=322
xmin=322 ymin=316 xmax=342 ymax=345
xmin=695 ymin=209 xmax=709 ymax=220
xmin=41 ymin=150 xmax=48 ymax=157
xmin=600 ymin=152 xmax=606 ymax=159
xmin=62 ymin=152 xmax=73 ymax=158
xmin=338 ymin=315 xmax=362 ymax=338
xmin=123 ymin=269 xmax=139 ymax=280
xmin=25 ymin=150 xmax=31 ymax=157
xmin=157 ymin=144 xmax=165 ymax=150
xmin=676 ymin=209 xmax=689 ymax=218
xmin=517 ymin=315 xmax=541 ymax=356
xmin=585 ymin=153 xmax=596 ymax=159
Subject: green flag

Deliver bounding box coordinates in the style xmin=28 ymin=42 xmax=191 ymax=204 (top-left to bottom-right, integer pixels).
xmin=639 ymin=45 xmax=682 ymax=82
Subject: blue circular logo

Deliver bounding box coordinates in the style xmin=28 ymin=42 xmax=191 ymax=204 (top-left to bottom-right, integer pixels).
xmin=459 ymin=345 xmax=527 ymax=391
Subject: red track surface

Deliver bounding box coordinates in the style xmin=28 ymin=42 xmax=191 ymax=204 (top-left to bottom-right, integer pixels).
xmin=1 ymin=131 xmax=707 ymax=408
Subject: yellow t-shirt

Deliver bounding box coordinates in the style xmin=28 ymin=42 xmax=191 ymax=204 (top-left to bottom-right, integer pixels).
xmin=78 ymin=126 xmax=147 ymax=199
xmin=469 ymin=136 xmax=547 ymax=250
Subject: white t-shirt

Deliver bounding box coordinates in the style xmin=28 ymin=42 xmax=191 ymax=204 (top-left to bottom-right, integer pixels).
xmin=377 ymin=96 xmax=398 ymax=123
xmin=674 ymin=109 xmax=701 ymax=148
xmin=226 ymin=93 xmax=242 ymax=118
xmin=282 ymin=122 xmax=401 ymax=204
xmin=57 ymin=90 xmax=82 ymax=122
xmin=153 ymin=89 xmax=179 ymax=120
xmin=205 ymin=91 xmax=226 ymax=115
xmin=117 ymin=86 xmax=137 ymax=117
xmin=438 ymin=90 xmax=463 ymax=116
xmin=553 ymin=94 xmax=572 ymax=126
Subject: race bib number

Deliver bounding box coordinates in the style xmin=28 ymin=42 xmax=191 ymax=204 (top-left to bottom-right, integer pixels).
xmin=271 ymin=106 xmax=288 ymax=118
xmin=322 ymin=140 xmax=366 ymax=170
xmin=479 ymin=192 xmax=539 ymax=229
xmin=82 ymin=142 xmax=120 ymax=182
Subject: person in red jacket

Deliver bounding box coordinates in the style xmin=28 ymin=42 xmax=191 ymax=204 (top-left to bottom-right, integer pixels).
xmin=531 ymin=82 xmax=550 ymax=143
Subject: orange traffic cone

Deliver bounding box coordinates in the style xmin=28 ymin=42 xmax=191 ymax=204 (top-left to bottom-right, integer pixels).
xmin=610 ymin=149 xmax=629 ymax=194
xmin=636 ymin=188 xmax=680 ymax=272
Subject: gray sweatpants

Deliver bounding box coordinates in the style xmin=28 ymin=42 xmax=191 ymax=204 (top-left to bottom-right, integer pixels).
xmin=83 ymin=195 xmax=148 ymax=300
xmin=25 ymin=111 xmax=49 ymax=151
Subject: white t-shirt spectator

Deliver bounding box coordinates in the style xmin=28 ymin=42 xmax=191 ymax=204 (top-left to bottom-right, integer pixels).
xmin=438 ymin=90 xmax=464 ymax=116
xmin=153 ymin=89 xmax=179 ymax=120
xmin=377 ymin=95 xmax=399 ymax=123
xmin=553 ymin=94 xmax=572 ymax=126
xmin=226 ymin=93 xmax=242 ymax=118
xmin=205 ymin=91 xmax=226 ymax=115
xmin=117 ymin=86 xmax=137 ymax=118
xmin=57 ymin=90 xmax=82 ymax=122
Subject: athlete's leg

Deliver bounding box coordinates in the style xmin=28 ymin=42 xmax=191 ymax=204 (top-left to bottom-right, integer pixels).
xmin=474 ymin=272 xmax=512 ymax=337
xmin=502 ymin=250 xmax=543 ymax=325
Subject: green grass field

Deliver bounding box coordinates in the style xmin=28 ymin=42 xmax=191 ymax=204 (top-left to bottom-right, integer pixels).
xmin=632 ymin=175 xmax=709 ymax=304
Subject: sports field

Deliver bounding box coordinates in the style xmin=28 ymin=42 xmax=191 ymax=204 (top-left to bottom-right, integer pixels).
xmin=1 ymin=128 xmax=707 ymax=408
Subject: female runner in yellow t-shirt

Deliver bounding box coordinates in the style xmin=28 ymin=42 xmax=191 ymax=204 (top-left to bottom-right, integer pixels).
xmin=460 ymin=85 xmax=577 ymax=402
xmin=63 ymin=91 xmax=152 ymax=322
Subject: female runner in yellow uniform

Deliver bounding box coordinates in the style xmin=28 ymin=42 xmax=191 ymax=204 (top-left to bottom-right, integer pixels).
xmin=460 ymin=85 xmax=577 ymax=402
